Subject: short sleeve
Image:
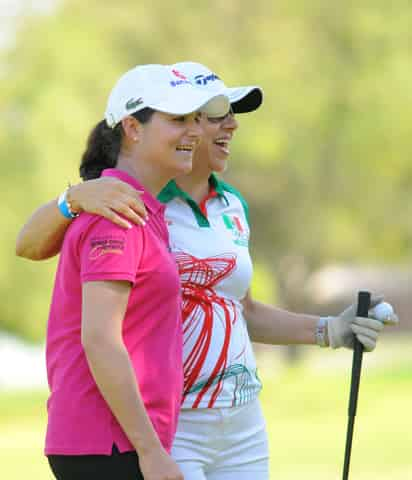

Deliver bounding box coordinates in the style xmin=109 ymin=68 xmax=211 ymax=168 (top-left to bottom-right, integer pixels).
xmin=79 ymin=218 xmax=142 ymax=285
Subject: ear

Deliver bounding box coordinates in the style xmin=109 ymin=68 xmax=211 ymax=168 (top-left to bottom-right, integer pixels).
xmin=121 ymin=116 xmax=141 ymax=142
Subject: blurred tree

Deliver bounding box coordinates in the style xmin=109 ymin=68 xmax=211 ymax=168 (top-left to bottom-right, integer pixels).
xmin=1 ymin=0 xmax=412 ymax=340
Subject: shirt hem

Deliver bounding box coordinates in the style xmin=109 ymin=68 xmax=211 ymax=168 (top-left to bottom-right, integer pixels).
xmin=44 ymin=442 xmax=140 ymax=456
xmin=81 ymin=273 xmax=136 ymax=285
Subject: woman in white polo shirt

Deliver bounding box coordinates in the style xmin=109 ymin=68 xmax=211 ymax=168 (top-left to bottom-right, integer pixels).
xmin=16 ymin=62 xmax=398 ymax=480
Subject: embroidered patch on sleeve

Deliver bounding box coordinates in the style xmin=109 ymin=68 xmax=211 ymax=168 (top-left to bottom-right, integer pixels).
xmin=88 ymin=236 xmax=126 ymax=260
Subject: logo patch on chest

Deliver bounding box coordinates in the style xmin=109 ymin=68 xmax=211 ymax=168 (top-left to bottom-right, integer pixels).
xmin=222 ymin=214 xmax=249 ymax=247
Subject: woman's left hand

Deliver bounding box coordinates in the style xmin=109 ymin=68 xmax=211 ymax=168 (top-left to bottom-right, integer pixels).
xmin=327 ymin=296 xmax=399 ymax=351
xmin=68 ymin=176 xmax=148 ymax=229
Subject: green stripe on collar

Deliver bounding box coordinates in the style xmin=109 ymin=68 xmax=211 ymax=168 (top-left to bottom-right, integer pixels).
xmin=157 ymin=175 xmax=229 ymax=228
xmin=209 ymin=173 xmax=226 ymax=198
xmin=157 ymin=180 xmax=182 ymax=204
xmin=158 ymin=175 xmax=228 ymax=203
xmin=218 ymin=180 xmax=250 ymax=226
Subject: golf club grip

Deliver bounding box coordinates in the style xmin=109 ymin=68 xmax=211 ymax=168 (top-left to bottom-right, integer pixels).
xmin=356 ymin=290 xmax=371 ymax=318
xmin=349 ymin=291 xmax=371 ymax=417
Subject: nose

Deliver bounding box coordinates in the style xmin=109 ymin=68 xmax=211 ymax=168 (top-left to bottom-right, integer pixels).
xmin=223 ymin=112 xmax=238 ymax=131
xmin=187 ymin=117 xmax=202 ymax=140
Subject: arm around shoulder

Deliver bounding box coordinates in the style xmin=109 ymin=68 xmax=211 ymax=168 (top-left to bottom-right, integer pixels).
xmin=16 ymin=178 xmax=148 ymax=260
xmin=16 ymin=198 xmax=72 ymax=260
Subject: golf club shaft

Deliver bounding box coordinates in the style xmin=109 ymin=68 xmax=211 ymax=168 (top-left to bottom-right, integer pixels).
xmin=342 ymin=291 xmax=371 ymax=480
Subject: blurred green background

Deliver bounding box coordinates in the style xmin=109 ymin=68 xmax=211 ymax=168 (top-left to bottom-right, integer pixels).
xmin=1 ymin=0 xmax=411 ymax=478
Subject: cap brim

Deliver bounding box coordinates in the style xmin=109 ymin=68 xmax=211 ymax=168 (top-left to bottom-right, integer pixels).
xmin=225 ymin=86 xmax=263 ymax=114
xmin=149 ymin=85 xmax=230 ymax=117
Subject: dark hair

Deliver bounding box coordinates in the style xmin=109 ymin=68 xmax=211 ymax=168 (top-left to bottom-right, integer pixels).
xmin=79 ymin=108 xmax=155 ymax=180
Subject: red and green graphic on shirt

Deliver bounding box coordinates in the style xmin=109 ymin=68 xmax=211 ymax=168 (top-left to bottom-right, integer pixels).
xmin=175 ymin=251 xmax=257 ymax=407
xmin=222 ymin=214 xmax=249 ymax=247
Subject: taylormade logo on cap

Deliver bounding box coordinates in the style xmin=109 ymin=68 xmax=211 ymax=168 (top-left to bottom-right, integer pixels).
xmin=172 ymin=62 xmax=226 ymax=94
xmin=104 ymin=64 xmax=230 ymax=128
xmin=171 ymin=61 xmax=263 ymax=114
xmin=194 ymin=73 xmax=221 ymax=86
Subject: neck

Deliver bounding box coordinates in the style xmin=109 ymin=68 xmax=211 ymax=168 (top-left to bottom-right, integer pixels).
xmin=116 ymin=153 xmax=169 ymax=196
xmin=174 ymin=165 xmax=213 ymax=203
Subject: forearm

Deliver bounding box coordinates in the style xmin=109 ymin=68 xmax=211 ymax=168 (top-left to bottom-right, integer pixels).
xmin=16 ymin=198 xmax=71 ymax=260
xmin=83 ymin=339 xmax=162 ymax=454
xmin=244 ymin=299 xmax=319 ymax=345
xmin=16 ymin=177 xmax=149 ymax=261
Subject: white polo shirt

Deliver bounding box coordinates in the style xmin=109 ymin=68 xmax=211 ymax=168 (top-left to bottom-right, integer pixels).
xmin=158 ymin=174 xmax=262 ymax=409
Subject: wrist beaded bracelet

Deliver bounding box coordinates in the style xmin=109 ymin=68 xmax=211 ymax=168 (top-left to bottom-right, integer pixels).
xmin=58 ymin=185 xmax=80 ymax=219
xmin=315 ymin=316 xmax=329 ymax=347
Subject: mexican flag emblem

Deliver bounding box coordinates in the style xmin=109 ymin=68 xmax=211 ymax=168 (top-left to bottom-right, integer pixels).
xmin=222 ymin=214 xmax=249 ymax=247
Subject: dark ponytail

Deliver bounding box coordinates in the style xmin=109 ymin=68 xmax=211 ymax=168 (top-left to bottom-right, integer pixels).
xmin=79 ymin=108 xmax=156 ymax=181
xmin=79 ymin=121 xmax=121 ymax=180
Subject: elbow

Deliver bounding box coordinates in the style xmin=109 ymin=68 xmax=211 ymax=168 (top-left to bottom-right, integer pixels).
xmin=15 ymin=236 xmax=36 ymax=260
xmin=15 ymin=242 xmax=44 ymax=261
xmin=81 ymin=329 xmax=113 ymax=358
xmin=15 ymin=229 xmax=41 ymax=260
xmin=15 ymin=234 xmax=54 ymax=261
xmin=241 ymin=299 xmax=254 ymax=323
xmin=242 ymin=301 xmax=259 ymax=342
xmin=81 ymin=329 xmax=100 ymax=354
xmin=240 ymin=289 xmax=255 ymax=320
xmin=81 ymin=331 xmax=107 ymax=377
xmin=15 ymin=242 xmax=26 ymax=258
xmin=81 ymin=335 xmax=101 ymax=365
xmin=82 ymin=332 xmax=123 ymax=370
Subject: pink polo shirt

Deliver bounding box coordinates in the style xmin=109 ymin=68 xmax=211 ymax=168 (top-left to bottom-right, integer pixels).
xmin=45 ymin=168 xmax=183 ymax=455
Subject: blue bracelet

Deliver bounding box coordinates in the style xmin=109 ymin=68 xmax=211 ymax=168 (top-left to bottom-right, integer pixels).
xmin=58 ymin=188 xmax=79 ymax=219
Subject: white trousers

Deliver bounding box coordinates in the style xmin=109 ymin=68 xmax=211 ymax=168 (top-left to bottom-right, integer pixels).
xmin=171 ymin=398 xmax=269 ymax=480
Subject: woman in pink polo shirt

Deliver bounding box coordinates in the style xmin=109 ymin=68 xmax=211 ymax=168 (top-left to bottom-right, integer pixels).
xmin=30 ymin=64 xmax=229 ymax=480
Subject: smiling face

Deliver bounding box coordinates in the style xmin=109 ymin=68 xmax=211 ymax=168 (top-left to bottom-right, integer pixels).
xmin=131 ymin=111 xmax=202 ymax=177
xmin=193 ymin=108 xmax=238 ymax=175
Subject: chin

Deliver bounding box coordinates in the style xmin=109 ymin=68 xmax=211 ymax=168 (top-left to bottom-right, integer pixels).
xmin=210 ymin=160 xmax=227 ymax=173
xmin=176 ymin=162 xmax=193 ymax=175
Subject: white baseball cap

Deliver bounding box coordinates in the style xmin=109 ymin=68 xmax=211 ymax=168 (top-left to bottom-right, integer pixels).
xmin=171 ymin=61 xmax=263 ymax=114
xmin=105 ymin=64 xmax=231 ymax=128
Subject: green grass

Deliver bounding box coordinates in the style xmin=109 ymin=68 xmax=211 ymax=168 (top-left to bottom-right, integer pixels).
xmin=1 ymin=342 xmax=411 ymax=479
xmin=259 ymin=339 xmax=412 ymax=479
xmin=0 ymin=390 xmax=53 ymax=479
xmin=261 ymin=368 xmax=412 ymax=479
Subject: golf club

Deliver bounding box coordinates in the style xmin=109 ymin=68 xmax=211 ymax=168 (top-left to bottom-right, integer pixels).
xmin=342 ymin=290 xmax=371 ymax=479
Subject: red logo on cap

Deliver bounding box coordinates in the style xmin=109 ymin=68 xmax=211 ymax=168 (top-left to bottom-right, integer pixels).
xmin=172 ymin=69 xmax=187 ymax=80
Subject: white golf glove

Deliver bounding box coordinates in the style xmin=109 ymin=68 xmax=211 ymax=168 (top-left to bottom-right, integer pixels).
xmin=327 ymin=296 xmax=399 ymax=351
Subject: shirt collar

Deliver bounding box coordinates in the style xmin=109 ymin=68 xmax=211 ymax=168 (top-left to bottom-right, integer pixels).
xmin=157 ymin=173 xmax=228 ymax=205
xmin=101 ymin=168 xmax=164 ymax=214
xmin=208 ymin=173 xmax=227 ymax=197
